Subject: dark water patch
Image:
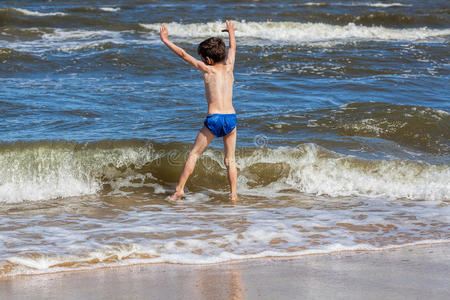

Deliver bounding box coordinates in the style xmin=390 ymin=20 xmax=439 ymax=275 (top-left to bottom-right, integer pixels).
xmin=0 ymin=48 xmax=49 ymax=73
xmin=351 ymin=12 xmax=449 ymax=28
xmin=0 ymin=47 xmax=39 ymax=62
xmin=275 ymin=11 xmax=449 ymax=28
xmin=0 ymin=27 xmax=53 ymax=41
xmin=47 ymin=46 xmax=165 ymax=75
xmin=241 ymin=42 xmax=450 ymax=78
xmin=251 ymin=101 xmax=450 ymax=156
xmin=66 ymin=7 xmax=97 ymax=13
xmin=309 ymin=102 xmax=450 ymax=155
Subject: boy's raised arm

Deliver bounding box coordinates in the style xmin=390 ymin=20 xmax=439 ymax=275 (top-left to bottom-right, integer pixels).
xmin=222 ymin=20 xmax=236 ymax=68
xmin=160 ymin=24 xmax=208 ymax=72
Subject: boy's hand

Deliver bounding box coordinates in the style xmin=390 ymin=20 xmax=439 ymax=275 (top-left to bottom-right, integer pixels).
xmin=160 ymin=24 xmax=168 ymax=42
xmin=221 ymin=20 xmax=235 ymax=34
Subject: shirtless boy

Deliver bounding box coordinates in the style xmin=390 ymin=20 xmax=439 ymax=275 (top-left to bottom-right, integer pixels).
xmin=160 ymin=21 xmax=238 ymax=202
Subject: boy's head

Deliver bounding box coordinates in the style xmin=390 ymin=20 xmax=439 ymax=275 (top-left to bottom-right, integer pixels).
xmin=197 ymin=37 xmax=226 ymax=65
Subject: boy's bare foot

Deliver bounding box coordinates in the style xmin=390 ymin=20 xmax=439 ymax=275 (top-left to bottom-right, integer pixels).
xmin=170 ymin=190 xmax=184 ymax=201
xmin=229 ymin=193 xmax=238 ymax=203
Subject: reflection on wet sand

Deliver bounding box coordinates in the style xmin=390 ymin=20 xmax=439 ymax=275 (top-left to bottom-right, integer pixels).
xmin=195 ymin=264 xmax=244 ymax=299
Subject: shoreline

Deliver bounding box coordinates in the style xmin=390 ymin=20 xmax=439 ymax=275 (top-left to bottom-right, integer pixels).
xmin=1 ymin=240 xmax=448 ymax=280
xmin=1 ymin=243 xmax=449 ymax=299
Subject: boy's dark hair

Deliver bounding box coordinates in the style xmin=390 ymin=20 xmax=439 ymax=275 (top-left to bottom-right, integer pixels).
xmin=197 ymin=37 xmax=226 ymax=64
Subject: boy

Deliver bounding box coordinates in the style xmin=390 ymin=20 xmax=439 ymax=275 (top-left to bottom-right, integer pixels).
xmin=160 ymin=21 xmax=238 ymax=202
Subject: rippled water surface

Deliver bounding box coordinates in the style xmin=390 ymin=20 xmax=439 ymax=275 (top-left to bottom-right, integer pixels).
xmin=0 ymin=0 xmax=449 ymax=276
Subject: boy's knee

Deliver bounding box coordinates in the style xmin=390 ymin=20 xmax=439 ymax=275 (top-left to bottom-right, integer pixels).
xmin=188 ymin=150 xmax=201 ymax=161
xmin=224 ymin=156 xmax=235 ymax=168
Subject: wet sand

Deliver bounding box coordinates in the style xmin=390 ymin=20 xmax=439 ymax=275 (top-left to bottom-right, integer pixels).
xmin=1 ymin=243 xmax=449 ymax=300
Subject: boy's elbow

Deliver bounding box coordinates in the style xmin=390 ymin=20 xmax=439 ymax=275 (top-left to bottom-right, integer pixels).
xmin=178 ymin=50 xmax=187 ymax=59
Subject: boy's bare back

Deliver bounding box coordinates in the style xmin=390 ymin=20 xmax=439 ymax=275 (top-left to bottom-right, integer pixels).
xmin=203 ymin=63 xmax=235 ymax=114
xmin=160 ymin=21 xmax=236 ymax=115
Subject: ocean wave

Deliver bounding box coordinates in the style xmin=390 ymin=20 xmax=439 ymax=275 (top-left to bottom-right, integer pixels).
xmin=257 ymin=103 xmax=449 ymax=154
xmin=41 ymin=29 xmax=123 ymax=41
xmin=0 ymin=47 xmax=42 ymax=64
xmin=140 ymin=21 xmax=450 ymax=44
xmin=236 ymin=144 xmax=449 ymax=200
xmin=2 ymin=22 xmax=448 ymax=55
xmin=0 ymin=28 xmax=158 ymax=53
xmin=0 ymin=29 xmax=128 ymax=53
xmin=301 ymin=102 xmax=450 ymax=154
xmin=0 ymin=140 xmax=156 ymax=203
xmin=362 ymin=2 xmax=410 ymax=7
xmin=303 ymin=2 xmax=410 ymax=7
xmin=335 ymin=2 xmax=410 ymax=8
xmin=10 ymin=8 xmax=66 ymax=17
xmin=0 ymin=8 xmax=135 ymax=32
xmin=0 ymin=140 xmax=448 ymax=203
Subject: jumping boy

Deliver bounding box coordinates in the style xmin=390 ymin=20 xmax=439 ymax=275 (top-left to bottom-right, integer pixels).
xmin=160 ymin=21 xmax=238 ymax=202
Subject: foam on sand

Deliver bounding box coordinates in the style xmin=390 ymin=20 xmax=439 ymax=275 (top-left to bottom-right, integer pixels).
xmin=2 ymin=240 xmax=447 ymax=276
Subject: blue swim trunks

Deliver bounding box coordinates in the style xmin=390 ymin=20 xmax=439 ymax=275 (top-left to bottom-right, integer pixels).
xmin=204 ymin=114 xmax=237 ymax=137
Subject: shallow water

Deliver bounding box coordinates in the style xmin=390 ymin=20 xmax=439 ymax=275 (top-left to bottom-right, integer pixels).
xmin=0 ymin=0 xmax=449 ymax=276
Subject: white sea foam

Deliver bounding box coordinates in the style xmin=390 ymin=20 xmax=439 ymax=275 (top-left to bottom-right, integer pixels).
xmin=3 ymin=240 xmax=447 ymax=276
xmin=0 ymin=179 xmax=99 ymax=204
xmin=140 ymin=21 xmax=450 ymax=45
xmin=14 ymin=8 xmax=66 ymax=17
xmin=0 ymin=142 xmax=158 ymax=203
xmin=303 ymin=2 xmax=327 ymax=6
xmin=234 ymin=144 xmax=450 ymax=201
xmin=2 ymin=161 xmax=448 ymax=277
xmin=42 ymin=29 xmax=123 ymax=41
xmin=364 ymin=2 xmax=409 ymax=7
xmin=335 ymin=2 xmax=410 ymax=7
xmin=303 ymin=2 xmax=409 ymax=7
xmin=0 ymin=29 xmax=126 ymax=53
xmin=0 ymin=29 xmax=155 ymax=53
xmin=99 ymin=7 xmax=121 ymax=12
xmin=2 ymin=21 xmax=448 ymax=54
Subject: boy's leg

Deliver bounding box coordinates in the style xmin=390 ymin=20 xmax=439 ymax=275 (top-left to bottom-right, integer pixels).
xmin=223 ymin=128 xmax=238 ymax=202
xmin=171 ymin=126 xmax=214 ymax=200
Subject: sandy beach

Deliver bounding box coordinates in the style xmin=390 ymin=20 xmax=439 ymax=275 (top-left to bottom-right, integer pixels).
xmin=1 ymin=243 xmax=448 ymax=300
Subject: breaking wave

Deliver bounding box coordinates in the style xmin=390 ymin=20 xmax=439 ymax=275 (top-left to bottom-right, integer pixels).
xmin=9 ymin=8 xmax=66 ymax=17
xmin=302 ymin=2 xmax=411 ymax=8
xmin=140 ymin=21 xmax=450 ymax=44
xmin=0 ymin=140 xmax=448 ymax=203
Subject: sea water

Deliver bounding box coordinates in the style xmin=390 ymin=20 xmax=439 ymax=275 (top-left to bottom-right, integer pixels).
xmin=0 ymin=0 xmax=449 ymax=276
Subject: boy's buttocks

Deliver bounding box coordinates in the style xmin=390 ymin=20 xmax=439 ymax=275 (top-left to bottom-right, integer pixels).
xmin=204 ymin=114 xmax=237 ymax=137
